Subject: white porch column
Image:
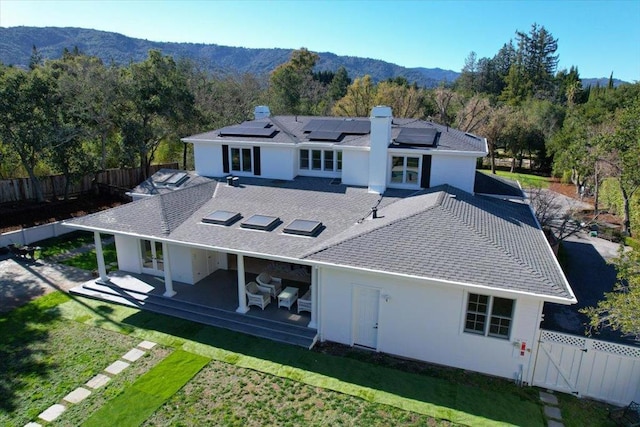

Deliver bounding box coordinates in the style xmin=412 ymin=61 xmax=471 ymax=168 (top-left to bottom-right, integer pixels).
xmin=308 ymin=266 xmax=318 ymax=329
xmin=162 ymin=242 xmax=176 ymax=297
xmin=236 ymin=254 xmax=249 ymax=313
xmin=94 ymin=231 xmax=110 ymax=284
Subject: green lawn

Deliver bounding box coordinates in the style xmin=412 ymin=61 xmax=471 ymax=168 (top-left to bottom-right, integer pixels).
xmin=60 ymin=242 xmax=118 ymax=271
xmin=35 ymin=231 xmax=96 ymax=259
xmin=0 ymin=293 xmax=169 ymax=426
xmin=479 ymin=170 xmax=550 ymax=189
xmin=1 ymin=293 xmax=616 ymax=426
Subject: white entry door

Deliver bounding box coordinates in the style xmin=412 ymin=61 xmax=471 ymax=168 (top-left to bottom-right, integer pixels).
xmin=353 ymin=286 xmax=380 ymax=349
xmin=141 ymin=239 xmax=164 ymax=276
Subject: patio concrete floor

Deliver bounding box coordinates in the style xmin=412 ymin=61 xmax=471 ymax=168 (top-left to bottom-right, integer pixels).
xmin=81 ymin=268 xmax=313 ymax=328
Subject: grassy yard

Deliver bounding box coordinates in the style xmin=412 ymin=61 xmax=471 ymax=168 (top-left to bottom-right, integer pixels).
xmin=0 ymin=293 xmax=170 ymax=426
xmin=1 ymin=292 xmax=617 ymax=426
xmin=60 ymin=242 xmax=118 ymax=271
xmin=35 ymin=231 xmax=96 ymax=259
xmin=479 ymin=170 xmax=550 ymax=189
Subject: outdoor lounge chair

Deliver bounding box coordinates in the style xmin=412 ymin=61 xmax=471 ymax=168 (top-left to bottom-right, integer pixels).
xmin=256 ymin=272 xmax=282 ymax=298
xmin=245 ymin=281 xmax=271 ymax=310
xmin=298 ymin=289 xmax=312 ymax=314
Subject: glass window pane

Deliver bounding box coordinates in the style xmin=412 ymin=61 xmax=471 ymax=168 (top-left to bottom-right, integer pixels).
xmin=492 ymin=298 xmax=514 ymax=317
xmin=231 ymin=148 xmax=240 ymax=171
xmin=300 ymin=150 xmax=309 ymax=169
xmin=324 ymin=150 xmax=334 ymax=171
xmin=312 ymin=150 xmax=322 ymax=170
xmin=242 ymin=148 xmax=252 ymax=172
xmin=391 ymin=156 xmax=404 ymax=183
xmin=406 ymin=157 xmax=419 ymax=184
xmin=336 ymin=151 xmax=342 ymax=171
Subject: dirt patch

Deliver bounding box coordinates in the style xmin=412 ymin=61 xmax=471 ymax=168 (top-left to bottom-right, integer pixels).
xmin=0 ymin=194 xmax=126 ymax=234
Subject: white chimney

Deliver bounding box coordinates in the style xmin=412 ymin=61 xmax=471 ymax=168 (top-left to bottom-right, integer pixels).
xmin=254 ymin=105 xmax=271 ymax=120
xmin=368 ymin=106 xmax=392 ymax=194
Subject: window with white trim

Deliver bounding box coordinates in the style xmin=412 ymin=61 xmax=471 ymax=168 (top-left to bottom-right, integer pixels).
xmin=299 ymin=149 xmax=342 ymax=172
xmin=230 ymin=147 xmax=252 ymax=172
xmin=390 ymin=156 xmax=420 ymax=184
xmin=464 ymin=293 xmax=514 ymax=339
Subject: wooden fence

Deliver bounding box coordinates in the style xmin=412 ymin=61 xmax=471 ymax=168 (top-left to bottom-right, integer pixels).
xmin=0 ymin=163 xmax=179 ymax=203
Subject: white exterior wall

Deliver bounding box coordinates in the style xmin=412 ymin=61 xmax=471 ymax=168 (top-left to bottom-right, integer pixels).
xmin=114 ymin=235 xmax=142 ymax=273
xmin=430 ymin=154 xmax=478 ymax=193
xmin=167 ymin=245 xmax=211 ymax=285
xmin=193 ymin=143 xmax=223 ymax=177
xmin=340 ymin=150 xmax=369 ymax=187
xmin=260 ymin=146 xmax=296 ymax=180
xmin=319 ymin=267 xmax=541 ymax=382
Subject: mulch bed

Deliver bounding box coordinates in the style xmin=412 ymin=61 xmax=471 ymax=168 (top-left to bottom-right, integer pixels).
xmin=0 ymin=194 xmax=126 ymax=234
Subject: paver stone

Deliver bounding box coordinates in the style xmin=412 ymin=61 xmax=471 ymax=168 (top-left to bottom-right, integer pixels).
xmin=38 ymin=404 xmax=66 ymax=422
xmin=105 ymin=360 xmax=130 ymax=375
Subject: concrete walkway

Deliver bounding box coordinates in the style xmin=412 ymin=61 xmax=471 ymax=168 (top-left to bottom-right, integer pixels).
xmin=540 ymin=390 xmax=564 ymax=426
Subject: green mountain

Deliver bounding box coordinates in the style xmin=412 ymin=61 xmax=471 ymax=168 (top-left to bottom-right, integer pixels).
xmin=0 ymin=26 xmax=460 ymax=87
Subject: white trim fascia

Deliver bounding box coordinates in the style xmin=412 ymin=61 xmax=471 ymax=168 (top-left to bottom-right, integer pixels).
xmin=389 ymin=147 xmax=487 ymax=157
xmin=338 ymin=145 xmax=370 ymax=152
xmin=183 ymin=138 xmax=297 ymax=148
xmin=526 ymin=200 xmax=578 ymax=304
xmin=306 ymin=259 xmax=577 ymax=305
xmin=62 ymin=222 xmax=576 ymax=304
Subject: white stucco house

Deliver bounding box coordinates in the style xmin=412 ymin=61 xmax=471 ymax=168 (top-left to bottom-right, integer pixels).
xmin=65 ymin=105 xmax=576 ymax=385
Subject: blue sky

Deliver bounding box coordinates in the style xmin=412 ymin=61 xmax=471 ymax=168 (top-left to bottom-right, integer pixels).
xmin=1 ymin=0 xmax=639 ymax=82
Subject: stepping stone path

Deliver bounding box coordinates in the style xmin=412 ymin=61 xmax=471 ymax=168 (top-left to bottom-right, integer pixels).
xmin=33 ymin=340 xmax=157 ymax=425
xmin=540 ymin=390 xmax=564 ymax=426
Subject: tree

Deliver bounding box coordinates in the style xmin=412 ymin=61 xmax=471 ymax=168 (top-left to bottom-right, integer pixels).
xmin=600 ymin=98 xmax=640 ymax=236
xmin=581 ymin=247 xmax=640 ymax=340
xmin=374 ymin=80 xmax=426 ymax=118
xmin=432 ymin=86 xmax=460 ymax=125
xmin=118 ymin=50 xmax=196 ymax=178
xmin=269 ymin=48 xmax=322 ymax=115
xmin=327 ymin=66 xmax=350 ymax=101
xmin=455 ymin=95 xmax=491 ymax=133
xmin=332 ymin=75 xmax=376 ymax=117
xmin=456 ymin=51 xmax=479 ymax=95
xmin=0 ymin=64 xmax=57 ymax=202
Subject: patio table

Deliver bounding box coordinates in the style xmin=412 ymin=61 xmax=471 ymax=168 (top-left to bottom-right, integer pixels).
xmin=278 ymin=286 xmax=298 ymax=309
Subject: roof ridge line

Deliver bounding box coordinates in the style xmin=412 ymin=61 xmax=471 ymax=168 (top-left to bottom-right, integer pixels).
xmin=302 ymin=191 xmax=445 ymax=259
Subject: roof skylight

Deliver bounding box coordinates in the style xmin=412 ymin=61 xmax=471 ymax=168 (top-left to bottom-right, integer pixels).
xmin=240 ymin=214 xmax=281 ymax=231
xmin=202 ymin=210 xmax=242 ymax=226
xmin=283 ymin=219 xmax=323 ymax=237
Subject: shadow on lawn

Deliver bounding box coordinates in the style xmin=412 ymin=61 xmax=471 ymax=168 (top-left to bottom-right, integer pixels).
xmin=121 ymin=309 xmax=542 ymax=427
xmin=0 ymin=297 xmax=61 ymax=413
xmin=0 ymin=259 xmax=131 ymax=414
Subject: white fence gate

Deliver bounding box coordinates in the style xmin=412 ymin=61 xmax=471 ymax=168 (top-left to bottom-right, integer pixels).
xmin=533 ymin=329 xmax=640 ymax=406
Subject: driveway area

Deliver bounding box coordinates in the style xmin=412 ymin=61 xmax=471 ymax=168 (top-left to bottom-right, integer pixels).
xmin=541 ymin=231 xmax=635 ymax=345
xmin=0 ymin=254 xmax=93 ymax=313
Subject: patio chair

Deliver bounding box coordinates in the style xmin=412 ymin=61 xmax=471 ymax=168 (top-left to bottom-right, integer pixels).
xmin=245 ymin=281 xmax=271 ymax=310
xmin=256 ymin=272 xmax=282 ymax=298
xmin=298 ymin=289 xmax=312 ymax=314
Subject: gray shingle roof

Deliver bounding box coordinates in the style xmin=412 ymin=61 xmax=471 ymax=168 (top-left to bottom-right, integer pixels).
xmin=474 ymin=171 xmax=525 ymax=198
xmin=65 ymin=178 xmax=572 ymax=301
xmin=305 ymin=185 xmax=573 ymax=300
xmin=182 ymin=115 xmax=487 ymax=154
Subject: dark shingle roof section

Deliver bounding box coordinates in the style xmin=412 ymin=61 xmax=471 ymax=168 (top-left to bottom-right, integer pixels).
xmin=182 ymin=115 xmax=487 ymax=154
xmin=474 ymin=171 xmax=525 ymax=198
xmin=305 ymin=186 xmax=573 ymax=300
xmin=68 ymin=181 xmax=216 ymax=237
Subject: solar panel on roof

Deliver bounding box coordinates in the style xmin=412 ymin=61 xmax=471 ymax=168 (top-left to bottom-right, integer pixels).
xmin=219 ymin=126 xmax=278 ymax=138
xmin=302 ymin=119 xmax=370 ymax=135
xmin=240 ymin=121 xmax=272 ymax=128
xmin=337 ymin=120 xmax=370 ymax=134
xmin=394 ymin=128 xmax=439 ymax=146
xmin=283 ymin=219 xmax=323 ymax=237
xmin=202 ymin=210 xmax=242 ymax=226
xmin=307 ymin=130 xmax=343 ymax=141
xmin=240 ymin=214 xmax=281 ymax=231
